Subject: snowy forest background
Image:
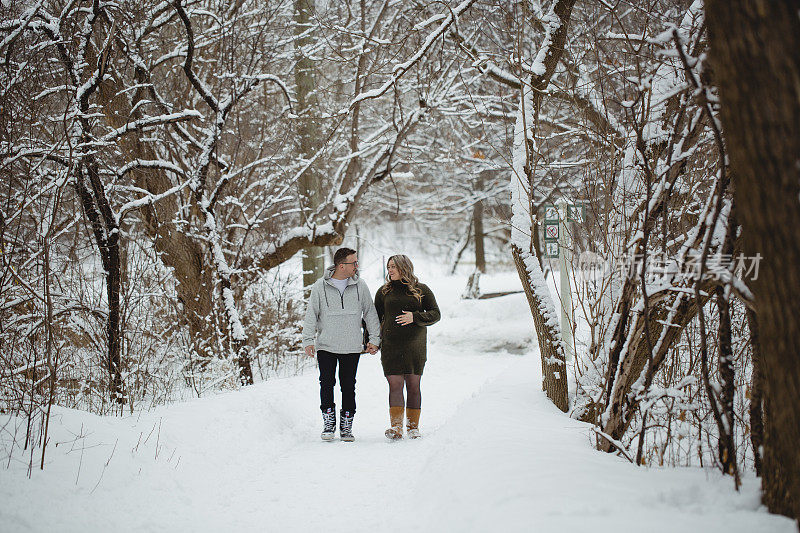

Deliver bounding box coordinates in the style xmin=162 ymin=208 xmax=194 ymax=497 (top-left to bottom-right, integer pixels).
xmin=3 ymin=0 xmax=800 ymax=525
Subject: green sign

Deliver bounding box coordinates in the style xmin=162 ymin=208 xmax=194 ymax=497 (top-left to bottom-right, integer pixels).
xmin=568 ymin=204 xmax=585 ymax=222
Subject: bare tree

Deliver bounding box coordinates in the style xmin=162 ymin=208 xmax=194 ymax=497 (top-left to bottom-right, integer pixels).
xmin=508 ymin=0 xmax=577 ymax=412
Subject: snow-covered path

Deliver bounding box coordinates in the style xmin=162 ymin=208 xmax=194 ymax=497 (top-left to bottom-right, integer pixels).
xmin=1 ymin=272 xmax=794 ymax=532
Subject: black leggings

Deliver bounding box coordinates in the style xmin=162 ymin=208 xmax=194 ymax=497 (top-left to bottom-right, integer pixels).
xmin=318 ymin=350 xmax=361 ymax=414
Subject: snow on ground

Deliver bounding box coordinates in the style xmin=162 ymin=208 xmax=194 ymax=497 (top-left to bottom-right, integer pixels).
xmin=0 ymin=267 xmax=794 ymax=532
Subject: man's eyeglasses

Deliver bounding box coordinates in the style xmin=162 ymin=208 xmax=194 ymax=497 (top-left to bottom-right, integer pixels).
xmin=340 ymin=261 xmax=359 ymax=265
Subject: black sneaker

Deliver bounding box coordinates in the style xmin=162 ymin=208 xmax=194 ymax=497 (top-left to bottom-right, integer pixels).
xmin=340 ymin=411 xmax=355 ymax=442
xmin=321 ymin=408 xmax=336 ymax=441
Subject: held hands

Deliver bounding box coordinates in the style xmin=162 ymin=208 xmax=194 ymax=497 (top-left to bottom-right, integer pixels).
xmin=305 ymin=345 xmax=315 ymax=358
xmin=395 ymin=311 xmax=413 ymax=326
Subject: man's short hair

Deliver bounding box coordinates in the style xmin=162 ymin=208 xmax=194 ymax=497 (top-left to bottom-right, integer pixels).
xmin=333 ymin=247 xmax=357 ymax=266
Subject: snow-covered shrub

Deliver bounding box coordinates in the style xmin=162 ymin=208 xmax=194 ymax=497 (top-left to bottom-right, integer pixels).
xmin=244 ymin=268 xmax=310 ymax=381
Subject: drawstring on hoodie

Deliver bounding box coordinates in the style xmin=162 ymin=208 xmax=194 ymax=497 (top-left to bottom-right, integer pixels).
xmin=322 ymin=275 xmax=360 ymax=308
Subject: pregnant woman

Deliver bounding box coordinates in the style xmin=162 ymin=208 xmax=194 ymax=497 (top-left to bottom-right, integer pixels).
xmin=375 ymin=254 xmax=440 ymax=440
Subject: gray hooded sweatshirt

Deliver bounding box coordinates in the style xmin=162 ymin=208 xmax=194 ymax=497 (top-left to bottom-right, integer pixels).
xmin=302 ymin=267 xmax=381 ymax=354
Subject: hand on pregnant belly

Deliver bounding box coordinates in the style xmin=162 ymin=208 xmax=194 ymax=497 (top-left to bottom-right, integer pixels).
xmin=396 ymin=310 xmax=413 ymax=326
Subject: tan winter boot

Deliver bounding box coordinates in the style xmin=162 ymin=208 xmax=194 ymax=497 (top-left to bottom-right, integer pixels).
xmin=406 ymin=408 xmax=421 ymax=439
xmin=385 ymin=406 xmax=404 ymax=440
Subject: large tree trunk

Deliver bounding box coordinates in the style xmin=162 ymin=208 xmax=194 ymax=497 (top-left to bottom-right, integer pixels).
xmin=295 ymin=0 xmax=325 ymax=290
xmin=706 ymin=0 xmax=800 ymax=521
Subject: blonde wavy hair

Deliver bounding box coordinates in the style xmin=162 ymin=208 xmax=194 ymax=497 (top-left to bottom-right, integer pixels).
xmin=382 ymin=254 xmax=423 ymax=302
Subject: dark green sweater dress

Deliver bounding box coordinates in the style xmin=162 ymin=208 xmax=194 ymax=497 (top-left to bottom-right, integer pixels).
xmin=374 ymin=281 xmax=441 ymax=375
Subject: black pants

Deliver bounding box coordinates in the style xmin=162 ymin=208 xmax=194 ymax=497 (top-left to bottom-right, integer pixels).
xmin=318 ymin=350 xmax=361 ymax=414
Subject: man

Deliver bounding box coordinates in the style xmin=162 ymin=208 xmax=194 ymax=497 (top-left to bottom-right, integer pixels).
xmin=303 ymin=247 xmax=380 ymax=441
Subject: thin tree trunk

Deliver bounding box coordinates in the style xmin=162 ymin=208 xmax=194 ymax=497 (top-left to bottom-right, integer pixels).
xmin=66 ymin=3 xmax=123 ymax=403
xmin=746 ymin=308 xmax=763 ymax=476
xmin=448 ymin=218 xmax=472 ymax=275
xmin=40 ymin=230 xmax=55 ymax=468
xmin=474 ymin=173 xmax=486 ymax=273
xmin=75 ymin=162 xmax=122 ymax=402
xmin=714 ymin=286 xmax=739 ymax=486
xmin=713 ymin=199 xmax=741 ymax=486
